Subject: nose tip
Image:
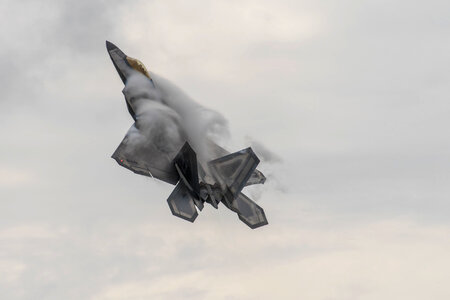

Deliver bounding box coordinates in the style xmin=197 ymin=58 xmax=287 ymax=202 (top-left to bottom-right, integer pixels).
xmin=106 ymin=40 xmax=118 ymax=51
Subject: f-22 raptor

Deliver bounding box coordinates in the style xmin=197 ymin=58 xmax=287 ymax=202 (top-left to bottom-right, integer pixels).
xmin=106 ymin=41 xmax=268 ymax=229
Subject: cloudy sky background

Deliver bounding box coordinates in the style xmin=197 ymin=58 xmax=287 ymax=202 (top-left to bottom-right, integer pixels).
xmin=1 ymin=0 xmax=449 ymax=299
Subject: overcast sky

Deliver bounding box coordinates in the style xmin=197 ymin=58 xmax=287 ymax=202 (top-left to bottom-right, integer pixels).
xmin=1 ymin=0 xmax=450 ymax=299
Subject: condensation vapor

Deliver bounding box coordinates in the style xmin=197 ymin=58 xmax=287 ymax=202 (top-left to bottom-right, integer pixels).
xmin=122 ymin=70 xmax=229 ymax=166
xmin=244 ymin=137 xmax=285 ymax=200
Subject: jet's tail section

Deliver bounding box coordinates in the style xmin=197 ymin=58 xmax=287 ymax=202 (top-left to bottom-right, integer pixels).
xmin=208 ymin=147 xmax=260 ymax=196
xmin=233 ymin=193 xmax=268 ymax=229
xmin=173 ymin=143 xmax=200 ymax=196
xmin=167 ymin=181 xmax=198 ymax=222
xmin=167 ymin=142 xmax=268 ymax=228
xmin=167 ymin=142 xmax=203 ymax=222
xmin=209 ymin=148 xmax=268 ymax=229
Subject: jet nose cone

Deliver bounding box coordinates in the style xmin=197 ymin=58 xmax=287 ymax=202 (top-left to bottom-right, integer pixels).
xmin=106 ymin=40 xmax=118 ymax=51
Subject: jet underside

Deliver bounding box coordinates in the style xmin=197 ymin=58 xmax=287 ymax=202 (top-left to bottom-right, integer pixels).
xmin=106 ymin=41 xmax=268 ymax=229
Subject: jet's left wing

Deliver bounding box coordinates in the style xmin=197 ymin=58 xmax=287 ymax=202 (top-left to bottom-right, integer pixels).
xmin=111 ymin=125 xmax=180 ymax=185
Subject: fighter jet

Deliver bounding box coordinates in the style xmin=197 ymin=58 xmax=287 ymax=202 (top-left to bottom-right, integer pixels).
xmin=106 ymin=41 xmax=268 ymax=229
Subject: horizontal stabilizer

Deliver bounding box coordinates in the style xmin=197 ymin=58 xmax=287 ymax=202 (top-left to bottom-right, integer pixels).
xmin=233 ymin=193 xmax=268 ymax=229
xmin=209 ymin=147 xmax=260 ymax=197
xmin=167 ymin=181 xmax=198 ymax=222
xmin=246 ymin=169 xmax=266 ymax=186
